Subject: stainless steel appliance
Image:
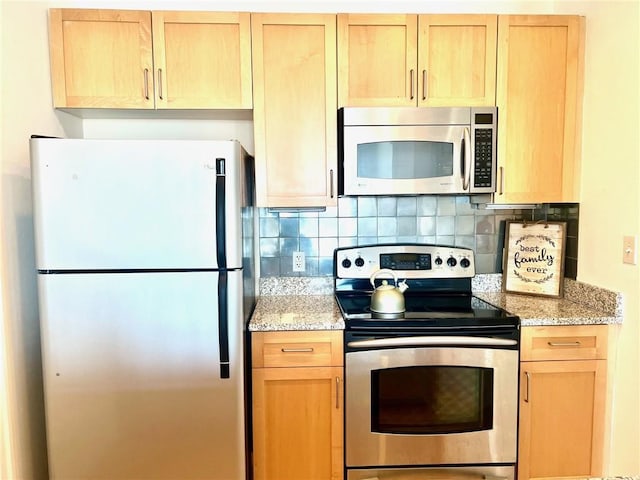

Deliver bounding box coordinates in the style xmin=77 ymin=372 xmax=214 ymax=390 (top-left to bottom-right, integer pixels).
xmin=30 ymin=137 xmax=255 ymax=480
xmin=333 ymin=243 xmax=519 ymax=480
xmin=338 ymin=106 xmax=497 ymax=196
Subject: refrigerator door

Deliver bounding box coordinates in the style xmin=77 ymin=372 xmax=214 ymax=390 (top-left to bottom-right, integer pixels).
xmin=38 ymin=270 xmax=246 ymax=480
xmin=31 ymin=138 xmax=248 ymax=270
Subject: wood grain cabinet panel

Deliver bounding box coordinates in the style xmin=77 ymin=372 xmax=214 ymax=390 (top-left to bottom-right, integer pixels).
xmin=337 ymin=14 xmax=418 ymax=107
xmin=495 ymin=15 xmax=585 ymax=203
xmin=49 ymin=9 xmax=154 ymax=109
xmin=418 ymin=14 xmax=497 ymax=106
xmin=251 ymin=331 xmax=343 ymax=480
xmin=337 ymin=14 xmax=497 ymax=107
xmin=152 ymin=11 xmax=252 ymax=109
xmin=518 ymin=325 xmax=610 ymax=480
xmin=251 ymin=13 xmax=338 ymax=207
xmin=49 ymin=9 xmax=252 ymax=109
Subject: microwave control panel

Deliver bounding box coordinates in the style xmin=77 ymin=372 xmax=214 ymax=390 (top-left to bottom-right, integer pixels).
xmin=474 ymin=128 xmax=493 ymax=188
xmin=471 ymin=109 xmax=497 ymax=192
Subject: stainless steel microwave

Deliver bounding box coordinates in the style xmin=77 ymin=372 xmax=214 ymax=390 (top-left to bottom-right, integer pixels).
xmin=338 ymin=106 xmax=497 ymax=196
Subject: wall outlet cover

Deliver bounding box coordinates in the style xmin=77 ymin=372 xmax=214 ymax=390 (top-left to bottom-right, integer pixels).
xmin=623 ymin=235 xmax=637 ymax=265
xmin=293 ymin=251 xmax=305 ymax=272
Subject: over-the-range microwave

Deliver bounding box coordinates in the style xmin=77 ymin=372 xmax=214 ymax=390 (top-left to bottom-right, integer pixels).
xmin=338 ymin=106 xmax=497 ymax=196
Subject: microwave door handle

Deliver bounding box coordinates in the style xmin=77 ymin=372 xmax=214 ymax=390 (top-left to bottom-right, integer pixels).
xmin=462 ymin=127 xmax=471 ymax=191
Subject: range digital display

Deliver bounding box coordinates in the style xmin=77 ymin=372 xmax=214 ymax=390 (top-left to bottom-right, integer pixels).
xmin=380 ymin=253 xmax=432 ymax=270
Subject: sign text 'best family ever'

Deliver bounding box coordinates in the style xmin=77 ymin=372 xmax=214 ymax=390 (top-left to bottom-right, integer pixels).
xmin=503 ymin=221 xmax=566 ymax=297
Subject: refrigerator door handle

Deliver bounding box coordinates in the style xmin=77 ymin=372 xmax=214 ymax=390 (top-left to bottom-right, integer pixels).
xmin=218 ymin=271 xmax=230 ymax=379
xmin=216 ymin=158 xmax=227 ymax=269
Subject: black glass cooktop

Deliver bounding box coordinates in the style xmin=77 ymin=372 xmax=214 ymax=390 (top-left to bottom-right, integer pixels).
xmin=335 ymin=291 xmax=519 ymax=330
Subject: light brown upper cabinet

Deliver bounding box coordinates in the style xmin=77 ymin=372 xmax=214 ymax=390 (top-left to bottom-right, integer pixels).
xmin=337 ymin=14 xmax=497 ymax=107
xmin=495 ymin=15 xmax=585 ymax=204
xmin=152 ymin=11 xmax=252 ymax=109
xmin=251 ymin=13 xmax=338 ymax=207
xmin=49 ymin=9 xmax=252 ymax=109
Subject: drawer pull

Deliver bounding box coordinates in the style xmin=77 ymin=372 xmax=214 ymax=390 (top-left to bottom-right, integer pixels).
xmin=547 ymin=341 xmax=582 ymax=347
xmin=281 ymin=347 xmax=314 ymax=353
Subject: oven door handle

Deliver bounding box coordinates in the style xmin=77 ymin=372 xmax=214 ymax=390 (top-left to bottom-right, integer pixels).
xmin=347 ymin=336 xmax=517 ymax=348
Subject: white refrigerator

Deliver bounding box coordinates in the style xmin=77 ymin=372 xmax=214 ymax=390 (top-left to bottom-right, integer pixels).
xmin=30 ymin=137 xmax=256 ymax=480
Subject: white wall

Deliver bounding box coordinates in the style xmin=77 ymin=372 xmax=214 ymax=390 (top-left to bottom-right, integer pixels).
xmin=562 ymin=1 xmax=640 ymax=471
xmin=1 ymin=3 xmax=64 ymax=478
xmin=0 ymin=2 xmax=12 ymax=477
xmin=1 ymin=1 xmax=638 ymax=478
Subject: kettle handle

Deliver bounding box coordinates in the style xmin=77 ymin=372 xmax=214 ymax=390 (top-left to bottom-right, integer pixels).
xmin=370 ymin=268 xmax=398 ymax=288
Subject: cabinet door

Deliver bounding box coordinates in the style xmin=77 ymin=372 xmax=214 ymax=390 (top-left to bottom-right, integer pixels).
xmin=49 ymin=9 xmax=154 ymax=108
xmin=417 ymin=15 xmax=497 ymax=106
xmin=337 ymin=14 xmax=418 ymax=107
xmin=252 ymin=366 xmax=343 ymax=480
xmin=518 ymin=359 xmax=606 ymax=480
xmin=152 ymin=11 xmax=252 ymax=109
xmin=495 ymin=15 xmax=585 ymax=203
xmin=252 ymin=14 xmax=338 ymax=207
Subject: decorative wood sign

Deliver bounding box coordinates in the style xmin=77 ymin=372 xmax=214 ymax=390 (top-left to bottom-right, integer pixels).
xmin=503 ymin=221 xmax=566 ymax=298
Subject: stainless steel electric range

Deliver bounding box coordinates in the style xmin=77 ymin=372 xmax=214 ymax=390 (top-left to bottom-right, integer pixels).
xmin=333 ymin=243 xmax=520 ymax=480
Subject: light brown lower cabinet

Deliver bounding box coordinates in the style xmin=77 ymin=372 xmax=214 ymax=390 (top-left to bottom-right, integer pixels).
xmin=251 ymin=330 xmax=343 ymax=480
xmin=518 ymin=325 xmax=611 ymax=480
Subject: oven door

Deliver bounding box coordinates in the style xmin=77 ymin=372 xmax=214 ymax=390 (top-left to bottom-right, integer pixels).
xmin=345 ymin=337 xmax=518 ymax=467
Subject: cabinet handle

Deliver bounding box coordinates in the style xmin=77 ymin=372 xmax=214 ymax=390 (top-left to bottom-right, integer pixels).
xmin=280 ymin=347 xmax=314 ymax=353
xmin=329 ymin=169 xmax=334 ymax=198
xmin=524 ymin=371 xmax=530 ymax=403
xmin=547 ymin=341 xmax=582 ymax=347
xmin=409 ymin=69 xmax=415 ymax=100
xmin=335 ymin=376 xmax=341 ymax=409
xmin=422 ymin=69 xmax=427 ymax=100
xmin=143 ymin=68 xmax=150 ymax=100
xmin=498 ymin=166 xmax=504 ymax=195
xmin=157 ymin=69 xmax=163 ymax=100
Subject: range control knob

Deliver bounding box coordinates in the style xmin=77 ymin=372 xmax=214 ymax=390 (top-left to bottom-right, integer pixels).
xmin=434 ymin=257 xmax=443 ymax=266
xmin=341 ymin=258 xmax=352 ymax=269
xmin=354 ymin=257 xmax=365 ymax=267
xmin=460 ymin=258 xmax=471 ymax=268
xmin=447 ymin=257 xmax=457 ymax=267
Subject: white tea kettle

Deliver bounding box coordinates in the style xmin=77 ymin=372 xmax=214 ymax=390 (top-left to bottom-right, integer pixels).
xmin=369 ymin=268 xmax=409 ymax=314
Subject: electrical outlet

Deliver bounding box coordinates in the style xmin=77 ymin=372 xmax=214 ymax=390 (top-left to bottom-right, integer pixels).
xmin=623 ymin=235 xmax=637 ymax=265
xmin=293 ymin=251 xmax=305 ymax=272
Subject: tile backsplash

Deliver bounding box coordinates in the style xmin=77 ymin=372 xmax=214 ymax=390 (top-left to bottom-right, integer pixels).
xmin=258 ymin=196 xmax=579 ymax=278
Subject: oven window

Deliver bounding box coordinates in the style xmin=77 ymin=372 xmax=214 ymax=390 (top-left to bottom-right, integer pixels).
xmin=357 ymin=141 xmax=453 ymax=179
xmin=371 ymin=366 xmax=494 ymax=434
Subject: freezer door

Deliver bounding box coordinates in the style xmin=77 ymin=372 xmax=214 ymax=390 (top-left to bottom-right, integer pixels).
xmin=30 ymin=138 xmax=248 ymax=270
xmin=38 ymin=271 xmax=246 ymax=480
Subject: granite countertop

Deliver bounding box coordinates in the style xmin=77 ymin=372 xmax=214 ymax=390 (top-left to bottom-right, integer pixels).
xmin=248 ymin=275 xmax=623 ymax=332
xmin=474 ymin=291 xmax=621 ymax=326
xmin=472 ymin=274 xmax=623 ymax=326
xmin=249 ymin=294 xmax=344 ymax=331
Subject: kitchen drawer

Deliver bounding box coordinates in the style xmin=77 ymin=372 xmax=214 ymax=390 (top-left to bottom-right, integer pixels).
xmin=521 ymin=325 xmax=609 ymax=362
xmin=252 ymin=331 xmax=343 ymax=368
